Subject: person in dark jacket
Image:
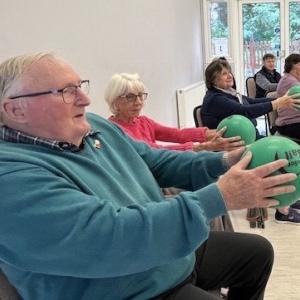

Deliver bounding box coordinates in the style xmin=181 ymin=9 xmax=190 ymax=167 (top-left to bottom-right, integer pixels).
xmin=201 ymin=58 xmax=294 ymax=139
xmin=254 ymin=53 xmax=281 ymax=98
xmin=201 ymin=57 xmax=300 ymax=225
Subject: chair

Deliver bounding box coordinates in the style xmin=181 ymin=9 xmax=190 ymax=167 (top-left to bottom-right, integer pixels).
xmin=245 ymin=76 xmax=270 ymax=136
xmin=265 ymin=92 xmax=278 ymax=135
xmin=245 ymin=77 xmax=256 ymax=98
xmin=266 ymin=110 xmax=278 ymax=135
xmin=193 ymin=105 xmax=203 ymax=127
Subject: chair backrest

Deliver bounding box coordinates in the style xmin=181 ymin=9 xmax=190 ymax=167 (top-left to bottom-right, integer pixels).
xmin=245 ymin=77 xmax=256 ymax=98
xmin=266 ymin=110 xmax=278 ymax=135
xmin=193 ymin=105 xmax=203 ymax=127
xmin=264 ymin=91 xmax=278 ymax=135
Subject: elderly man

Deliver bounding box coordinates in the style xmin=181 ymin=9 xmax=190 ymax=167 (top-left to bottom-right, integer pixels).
xmin=254 ymin=53 xmax=281 ymax=98
xmin=0 ymin=53 xmax=296 ymax=300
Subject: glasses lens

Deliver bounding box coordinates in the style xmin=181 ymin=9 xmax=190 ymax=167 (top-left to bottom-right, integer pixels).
xmin=80 ymin=80 xmax=90 ymax=95
xmin=125 ymin=94 xmax=137 ymax=102
xmin=139 ymin=93 xmax=148 ymax=101
xmin=62 ymin=87 xmax=76 ymax=104
xmin=62 ymin=81 xmax=90 ymax=104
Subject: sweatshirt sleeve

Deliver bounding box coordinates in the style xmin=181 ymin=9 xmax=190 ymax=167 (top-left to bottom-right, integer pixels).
xmin=0 ymin=165 xmax=226 ymax=279
xmin=0 ymin=117 xmax=229 ymax=280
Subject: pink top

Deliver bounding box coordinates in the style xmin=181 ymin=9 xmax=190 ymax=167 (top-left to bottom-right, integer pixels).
xmin=276 ymin=73 xmax=300 ymax=126
xmin=109 ymin=115 xmax=208 ymax=151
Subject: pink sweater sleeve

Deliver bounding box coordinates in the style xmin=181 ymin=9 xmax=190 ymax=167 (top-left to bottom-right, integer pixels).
xmin=141 ymin=116 xmax=208 ymax=151
xmin=145 ymin=117 xmax=207 ymax=142
xmin=108 ymin=115 xmax=208 ymax=151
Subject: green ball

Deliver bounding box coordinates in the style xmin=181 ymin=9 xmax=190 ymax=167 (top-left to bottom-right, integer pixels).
xmin=246 ymin=136 xmax=300 ymax=207
xmin=217 ymin=115 xmax=256 ymax=145
xmin=288 ymin=84 xmax=300 ymax=99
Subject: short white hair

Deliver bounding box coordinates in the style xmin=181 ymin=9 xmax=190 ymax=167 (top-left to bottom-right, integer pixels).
xmin=104 ymin=73 xmax=146 ymax=114
xmin=0 ymin=52 xmax=59 ymax=124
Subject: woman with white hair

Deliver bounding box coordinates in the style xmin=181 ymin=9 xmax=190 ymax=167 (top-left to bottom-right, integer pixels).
xmin=104 ymin=73 xmax=243 ymax=152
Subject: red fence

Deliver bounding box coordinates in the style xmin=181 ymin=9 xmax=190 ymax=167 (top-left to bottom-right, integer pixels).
xmin=244 ymin=39 xmax=300 ymax=76
xmin=244 ymin=40 xmax=273 ymax=74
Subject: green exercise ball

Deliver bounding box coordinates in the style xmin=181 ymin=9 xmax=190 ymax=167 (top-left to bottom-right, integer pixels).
xmin=245 ymin=136 xmax=300 ymax=207
xmin=288 ymin=84 xmax=300 ymax=99
xmin=217 ymin=115 xmax=256 ymax=145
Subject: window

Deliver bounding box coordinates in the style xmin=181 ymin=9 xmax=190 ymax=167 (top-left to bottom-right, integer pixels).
xmin=209 ymin=0 xmax=229 ymax=57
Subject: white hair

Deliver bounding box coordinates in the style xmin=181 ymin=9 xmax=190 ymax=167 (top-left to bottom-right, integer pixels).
xmin=0 ymin=52 xmax=60 ymax=124
xmin=104 ymin=73 xmax=146 ymax=114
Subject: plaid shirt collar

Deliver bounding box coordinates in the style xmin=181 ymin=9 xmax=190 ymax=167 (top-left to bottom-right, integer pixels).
xmin=0 ymin=125 xmax=100 ymax=152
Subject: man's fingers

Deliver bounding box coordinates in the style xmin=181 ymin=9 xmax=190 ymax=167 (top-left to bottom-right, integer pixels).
xmin=253 ymin=159 xmax=290 ymax=177
xmin=260 ymin=198 xmax=280 ymax=208
xmin=262 ymin=172 xmax=297 ymax=189
xmin=262 ymin=184 xmax=296 ymax=199
xmin=232 ymin=150 xmax=252 ymax=169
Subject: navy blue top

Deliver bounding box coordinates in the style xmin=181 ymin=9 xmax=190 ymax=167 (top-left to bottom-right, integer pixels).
xmin=201 ymin=88 xmax=273 ymax=132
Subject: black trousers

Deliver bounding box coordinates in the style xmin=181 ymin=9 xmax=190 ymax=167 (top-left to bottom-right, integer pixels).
xmin=153 ymin=231 xmax=274 ymax=300
xmin=277 ymin=123 xmax=300 ymax=140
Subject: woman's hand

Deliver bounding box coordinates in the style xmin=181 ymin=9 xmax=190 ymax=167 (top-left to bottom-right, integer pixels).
xmin=272 ymin=93 xmax=300 ymax=110
xmin=193 ymin=137 xmax=244 ymax=152
xmin=205 ymin=129 xmax=219 ymax=141
xmin=194 ymin=127 xmax=244 ymax=152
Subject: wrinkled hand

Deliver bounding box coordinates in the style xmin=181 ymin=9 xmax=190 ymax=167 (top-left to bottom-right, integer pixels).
xmin=225 ymin=147 xmax=246 ymax=166
xmin=273 ymin=93 xmax=300 ymax=110
xmin=194 ymin=127 xmax=245 ymax=152
xmin=206 ymin=129 xmax=218 ymax=141
xmin=217 ymin=152 xmax=297 ymax=210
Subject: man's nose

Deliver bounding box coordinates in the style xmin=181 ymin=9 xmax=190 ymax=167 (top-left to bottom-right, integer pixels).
xmin=75 ymin=89 xmax=91 ymax=106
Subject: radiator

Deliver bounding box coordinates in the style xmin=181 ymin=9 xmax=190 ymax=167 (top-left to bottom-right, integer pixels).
xmin=176 ymin=81 xmax=206 ymax=128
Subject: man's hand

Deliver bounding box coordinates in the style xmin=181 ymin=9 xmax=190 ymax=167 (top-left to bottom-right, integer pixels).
xmin=217 ymin=152 xmax=297 ymax=210
xmin=225 ymin=147 xmax=246 ymax=166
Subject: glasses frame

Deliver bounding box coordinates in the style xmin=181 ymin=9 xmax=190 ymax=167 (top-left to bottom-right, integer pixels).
xmin=119 ymin=92 xmax=148 ymax=103
xmin=8 ymin=80 xmax=90 ymax=104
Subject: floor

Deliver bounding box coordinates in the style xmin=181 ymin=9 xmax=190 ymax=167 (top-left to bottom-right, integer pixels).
xmin=229 ymin=208 xmax=300 ymax=300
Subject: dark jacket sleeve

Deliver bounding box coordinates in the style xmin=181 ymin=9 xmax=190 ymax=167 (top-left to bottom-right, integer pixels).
xmin=201 ymin=89 xmax=273 ymax=129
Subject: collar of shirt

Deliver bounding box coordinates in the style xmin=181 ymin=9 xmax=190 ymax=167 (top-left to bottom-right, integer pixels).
xmin=0 ymin=125 xmax=100 ymax=152
xmin=215 ymin=87 xmax=243 ymax=104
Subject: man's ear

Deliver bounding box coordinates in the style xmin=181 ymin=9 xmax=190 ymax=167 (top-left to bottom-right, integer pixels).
xmin=1 ymin=99 xmax=28 ymax=123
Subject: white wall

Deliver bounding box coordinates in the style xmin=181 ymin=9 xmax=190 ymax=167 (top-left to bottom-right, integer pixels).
xmin=0 ymin=0 xmax=203 ymax=126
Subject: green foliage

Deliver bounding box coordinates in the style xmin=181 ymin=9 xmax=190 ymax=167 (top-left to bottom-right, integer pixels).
xmin=289 ymin=3 xmax=300 ymax=40
xmin=210 ymin=2 xmax=228 ymax=38
xmin=210 ymin=2 xmax=300 ymax=43
xmin=243 ymin=2 xmax=300 ymax=43
xmin=243 ymin=3 xmax=280 ymax=43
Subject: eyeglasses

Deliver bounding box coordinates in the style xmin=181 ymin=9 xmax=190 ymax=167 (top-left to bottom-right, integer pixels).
xmin=119 ymin=92 xmax=148 ymax=103
xmin=8 ymin=80 xmax=90 ymax=104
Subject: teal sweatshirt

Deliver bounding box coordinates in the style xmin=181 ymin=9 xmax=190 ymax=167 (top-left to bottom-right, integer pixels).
xmin=0 ymin=113 xmax=227 ymax=300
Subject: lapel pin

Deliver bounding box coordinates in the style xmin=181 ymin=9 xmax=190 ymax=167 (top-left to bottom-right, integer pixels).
xmin=94 ymin=139 xmax=101 ymax=149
